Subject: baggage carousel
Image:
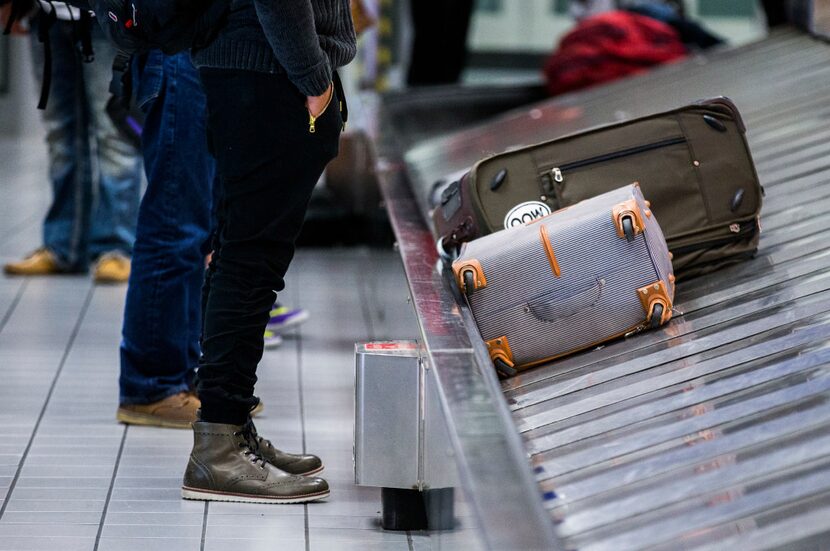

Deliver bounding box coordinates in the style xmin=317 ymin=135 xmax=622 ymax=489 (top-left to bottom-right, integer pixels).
xmin=377 ymin=28 xmax=830 ymax=550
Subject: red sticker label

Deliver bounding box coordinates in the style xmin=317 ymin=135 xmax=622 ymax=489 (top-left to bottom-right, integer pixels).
xmin=364 ymin=342 xmax=417 ymax=351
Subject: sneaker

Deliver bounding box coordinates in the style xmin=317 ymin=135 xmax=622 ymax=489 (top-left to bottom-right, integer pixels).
xmin=4 ymin=248 xmax=65 ymax=276
xmin=182 ymin=421 xmax=329 ymax=504
xmin=266 ymin=304 xmax=310 ymax=333
xmin=263 ymin=330 xmax=284 ymax=349
xmin=117 ymin=391 xmax=200 ymax=429
xmin=93 ymin=252 xmax=130 ymax=284
xmin=244 ymin=420 xmax=323 ymax=476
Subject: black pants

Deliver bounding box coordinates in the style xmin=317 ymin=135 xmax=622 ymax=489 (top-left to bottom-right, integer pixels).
xmin=196 ymin=68 xmax=341 ymax=425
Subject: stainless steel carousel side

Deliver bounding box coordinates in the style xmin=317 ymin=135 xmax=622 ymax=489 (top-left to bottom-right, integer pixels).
xmin=379 ymin=28 xmax=830 ymax=551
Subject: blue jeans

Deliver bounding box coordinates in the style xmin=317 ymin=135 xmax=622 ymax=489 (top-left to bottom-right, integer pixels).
xmin=31 ymin=21 xmax=142 ymax=270
xmin=119 ymin=51 xmax=214 ymax=404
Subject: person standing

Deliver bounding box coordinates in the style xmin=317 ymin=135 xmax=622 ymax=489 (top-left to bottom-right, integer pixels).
xmin=407 ymin=0 xmax=474 ymax=86
xmin=115 ymin=51 xmax=312 ymax=428
xmin=114 ymin=50 xmax=214 ymax=427
xmin=179 ymin=0 xmax=356 ymax=504
xmin=3 ymin=16 xmax=141 ymax=283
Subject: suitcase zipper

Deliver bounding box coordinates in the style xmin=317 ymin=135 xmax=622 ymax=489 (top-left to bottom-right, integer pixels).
xmin=670 ymin=220 xmax=758 ymax=255
xmin=548 ymin=136 xmax=688 ymax=184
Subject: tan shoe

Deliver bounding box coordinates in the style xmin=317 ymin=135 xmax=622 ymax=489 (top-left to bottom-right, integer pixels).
xmin=94 ymin=252 xmax=131 ymax=284
xmin=117 ymin=391 xmax=200 ymax=429
xmin=4 ymin=248 xmax=64 ymax=276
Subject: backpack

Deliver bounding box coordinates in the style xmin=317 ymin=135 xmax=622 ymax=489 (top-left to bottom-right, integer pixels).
xmin=91 ymin=0 xmax=229 ymax=55
xmin=544 ymin=10 xmax=687 ymax=96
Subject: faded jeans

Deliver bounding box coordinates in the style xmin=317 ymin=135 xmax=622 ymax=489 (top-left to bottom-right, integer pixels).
xmin=31 ymin=20 xmax=142 ymax=269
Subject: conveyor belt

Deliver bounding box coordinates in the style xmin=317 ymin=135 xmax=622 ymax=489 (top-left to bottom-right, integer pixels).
xmin=398 ymin=29 xmax=830 ymax=549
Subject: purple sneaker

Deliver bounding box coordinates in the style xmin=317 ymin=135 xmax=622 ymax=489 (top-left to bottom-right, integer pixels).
xmin=263 ymin=330 xmax=284 ymax=349
xmin=266 ymin=304 xmax=310 ymax=333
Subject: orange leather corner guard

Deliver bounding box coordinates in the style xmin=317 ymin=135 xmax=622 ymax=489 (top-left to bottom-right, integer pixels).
xmin=451 ymin=258 xmax=487 ymax=293
xmin=638 ymin=280 xmax=674 ymax=325
xmin=486 ymin=336 xmax=514 ymax=366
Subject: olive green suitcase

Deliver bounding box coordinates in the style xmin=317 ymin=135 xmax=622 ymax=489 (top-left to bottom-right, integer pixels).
xmin=434 ymin=97 xmax=762 ymax=280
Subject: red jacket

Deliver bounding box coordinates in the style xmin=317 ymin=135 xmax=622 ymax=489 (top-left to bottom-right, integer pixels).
xmin=545 ymin=11 xmax=687 ymax=96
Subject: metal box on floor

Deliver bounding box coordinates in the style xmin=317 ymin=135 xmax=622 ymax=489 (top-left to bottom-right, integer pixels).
xmin=354 ymin=341 xmax=457 ymax=490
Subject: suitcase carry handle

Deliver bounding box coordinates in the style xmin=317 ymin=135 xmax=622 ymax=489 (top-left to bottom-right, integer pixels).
xmin=527 ymin=278 xmax=604 ymax=322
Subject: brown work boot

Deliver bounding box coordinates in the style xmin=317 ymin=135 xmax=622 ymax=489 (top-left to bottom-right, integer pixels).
xmin=117 ymin=392 xmax=200 ymax=429
xmin=243 ymin=420 xmax=323 ymax=476
xmin=93 ymin=252 xmax=131 ymax=284
xmin=4 ymin=248 xmax=66 ymax=276
xmin=182 ymin=421 xmax=329 ymax=504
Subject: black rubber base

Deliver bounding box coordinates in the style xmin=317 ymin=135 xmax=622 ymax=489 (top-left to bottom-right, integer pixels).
xmin=381 ymin=487 xmax=455 ymax=531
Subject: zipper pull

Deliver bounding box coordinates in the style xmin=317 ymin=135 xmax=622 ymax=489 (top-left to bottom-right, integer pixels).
xmin=308 ymin=112 xmax=316 ymax=134
xmin=552 ymin=167 xmax=563 ymax=183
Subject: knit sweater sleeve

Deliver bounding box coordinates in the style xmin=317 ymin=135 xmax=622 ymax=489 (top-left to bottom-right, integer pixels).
xmin=252 ymin=0 xmax=332 ymax=96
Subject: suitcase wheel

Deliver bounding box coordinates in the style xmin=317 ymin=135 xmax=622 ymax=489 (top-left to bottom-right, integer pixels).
xmin=494 ymin=358 xmax=518 ymax=378
xmin=650 ymin=303 xmax=665 ymax=329
xmin=622 ymin=216 xmax=636 ymax=243
xmin=463 ymin=271 xmax=476 ymax=295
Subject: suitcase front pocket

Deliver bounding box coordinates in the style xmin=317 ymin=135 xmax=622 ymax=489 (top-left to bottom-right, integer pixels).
xmin=542 ymin=136 xmax=687 ymax=186
xmin=544 ymin=136 xmax=709 ymax=237
xmin=526 ymin=278 xmax=604 ymax=323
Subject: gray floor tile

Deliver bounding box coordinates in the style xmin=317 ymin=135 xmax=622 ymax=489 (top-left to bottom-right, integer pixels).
xmin=309 ymin=540 xmax=410 ymax=551
xmin=114 ymin=477 xmax=183 ymax=489
xmin=101 ymin=523 xmax=203 ymax=539
xmin=3 ymin=499 xmax=104 ymax=513
xmin=106 ymin=500 xmax=204 ymax=514
xmin=103 ymin=512 xmax=203 ymax=526
xmin=0 ymin=523 xmax=99 ymax=537
xmin=206 ymin=520 xmax=306 ymax=540
xmin=0 ymin=536 xmax=93 ymax=551
xmin=96 ymin=537 xmax=201 ymax=551
xmin=8 ymin=487 xmax=109 ymax=501
xmin=307 ymin=514 xmax=382 ymax=530
xmin=110 ymin=488 xmax=183 ymax=501
xmin=13 ymin=477 xmax=111 ymax=489
xmin=204 ymin=539 xmax=306 ymax=551
xmin=309 ymin=526 xmax=414 ymax=544
xmin=206 ymin=513 xmax=305 ymax=528
xmin=206 ymin=502 xmax=307 ymax=516
xmin=0 ymin=511 xmax=102 ymax=524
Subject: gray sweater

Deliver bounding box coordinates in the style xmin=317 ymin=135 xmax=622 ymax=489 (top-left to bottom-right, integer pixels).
xmin=192 ymin=0 xmax=357 ymax=97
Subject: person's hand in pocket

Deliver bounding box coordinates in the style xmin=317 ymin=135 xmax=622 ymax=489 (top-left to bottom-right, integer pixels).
xmin=306 ymin=82 xmax=333 ymax=118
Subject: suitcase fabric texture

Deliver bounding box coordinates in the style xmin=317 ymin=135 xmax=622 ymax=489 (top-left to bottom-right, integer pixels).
xmin=435 ymin=97 xmax=761 ymax=280
xmin=452 ymin=184 xmax=675 ymax=377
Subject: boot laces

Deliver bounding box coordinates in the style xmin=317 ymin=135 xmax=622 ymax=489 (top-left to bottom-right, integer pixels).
xmin=234 ymin=422 xmax=267 ymax=468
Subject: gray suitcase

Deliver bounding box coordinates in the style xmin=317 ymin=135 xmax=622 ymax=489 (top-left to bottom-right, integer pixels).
xmin=452 ymin=183 xmax=675 ymax=377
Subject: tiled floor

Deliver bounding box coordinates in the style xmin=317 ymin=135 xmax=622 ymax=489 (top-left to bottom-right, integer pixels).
xmin=0 ymin=135 xmax=434 ymax=550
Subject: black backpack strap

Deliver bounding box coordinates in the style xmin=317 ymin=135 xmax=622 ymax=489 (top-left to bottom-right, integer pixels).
xmin=76 ymin=7 xmax=94 ymax=61
xmin=35 ymin=6 xmax=57 ymax=109
xmin=108 ymin=49 xmax=133 ymax=105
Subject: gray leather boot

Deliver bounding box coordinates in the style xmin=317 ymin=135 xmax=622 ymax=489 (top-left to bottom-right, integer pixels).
xmin=244 ymin=420 xmax=323 ymax=476
xmin=182 ymin=421 xmax=329 ymax=504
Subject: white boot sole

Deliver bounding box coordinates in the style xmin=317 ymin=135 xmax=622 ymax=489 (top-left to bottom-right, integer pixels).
xmin=181 ymin=487 xmax=329 ymax=504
